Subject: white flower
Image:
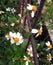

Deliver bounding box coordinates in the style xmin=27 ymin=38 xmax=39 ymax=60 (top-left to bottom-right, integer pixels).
xmin=11 ymin=8 xmax=16 ymax=13
xmin=24 ymin=56 xmax=30 ymax=65
xmin=31 ymin=26 xmax=43 ymax=37
xmin=0 ymin=10 xmax=4 ymax=14
xmin=47 ymin=53 xmax=52 ymax=61
xmin=27 ymin=4 xmax=37 ymax=18
xmin=45 ymin=41 xmax=52 ymax=49
xmin=6 ymin=7 xmax=11 ymax=11
xmin=10 ymin=32 xmax=23 ymax=45
xmin=5 ymin=32 xmax=13 ymax=40
xmin=27 ymin=46 xmax=33 ymax=57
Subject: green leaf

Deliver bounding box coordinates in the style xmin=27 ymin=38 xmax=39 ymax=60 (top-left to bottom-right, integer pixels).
xmin=8 ymin=17 xmax=17 ymax=23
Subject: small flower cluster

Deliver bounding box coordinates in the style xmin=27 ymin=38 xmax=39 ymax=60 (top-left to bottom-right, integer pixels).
xmin=23 ymin=45 xmax=40 ymax=65
xmin=45 ymin=41 xmax=53 ymax=61
xmin=5 ymin=32 xmax=23 ymax=45
xmin=6 ymin=7 xmax=16 ymax=13
xmin=45 ymin=41 xmax=52 ymax=61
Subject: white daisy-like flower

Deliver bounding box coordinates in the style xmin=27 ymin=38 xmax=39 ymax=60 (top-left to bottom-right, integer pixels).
xmin=47 ymin=53 xmax=52 ymax=61
xmin=27 ymin=4 xmax=37 ymax=11
xmin=24 ymin=56 xmax=30 ymax=65
xmin=45 ymin=41 xmax=52 ymax=49
xmin=11 ymin=8 xmax=16 ymax=13
xmin=31 ymin=26 xmax=43 ymax=37
xmin=27 ymin=46 xmax=33 ymax=57
xmin=0 ymin=10 xmax=4 ymax=14
xmin=27 ymin=4 xmax=37 ymax=18
xmin=6 ymin=7 xmax=11 ymax=11
xmin=10 ymin=32 xmax=23 ymax=45
xmin=5 ymin=32 xmax=13 ymax=40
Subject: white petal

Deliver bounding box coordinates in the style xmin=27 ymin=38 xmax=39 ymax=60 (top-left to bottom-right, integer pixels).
xmin=40 ymin=26 xmax=42 ymax=30
xmin=5 ymin=35 xmax=8 ymax=38
xmin=2 ymin=11 xmax=4 ymax=13
xmin=10 ymin=39 xmax=14 ymax=44
xmin=5 ymin=35 xmax=9 ymax=40
xmin=24 ymin=56 xmax=26 ymax=60
xmin=31 ymin=11 xmax=35 ymax=18
xmin=19 ymin=39 xmax=23 ymax=44
xmin=16 ymin=43 xmax=21 ymax=45
xmin=6 ymin=7 xmax=11 ymax=11
xmin=31 ymin=29 xmax=38 ymax=34
xmin=35 ymin=33 xmax=39 ymax=37
xmin=19 ymin=36 xmax=23 ymax=39
xmin=9 ymin=32 xmax=13 ymax=37
xmin=17 ymin=32 xmax=21 ymax=37
xmin=12 ymin=33 xmax=17 ymax=38
xmin=26 ymin=61 xmax=28 ymax=65
xmin=27 ymin=48 xmax=30 ymax=51
xmin=30 ymin=47 xmax=32 ymax=50
xmin=18 ymin=14 xmax=21 ymax=17
xmin=11 ymin=23 xmax=15 ymax=26
xmin=45 ymin=41 xmax=50 ymax=46
xmin=27 ymin=4 xmax=32 ymax=10
xmin=30 ymin=54 xmax=33 ymax=57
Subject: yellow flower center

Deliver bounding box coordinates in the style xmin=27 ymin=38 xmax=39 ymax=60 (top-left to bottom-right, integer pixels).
xmin=14 ymin=37 xmax=19 ymax=43
xmin=38 ymin=29 xmax=43 ymax=35
xmin=32 ymin=6 xmax=37 ymax=12
xmin=26 ymin=57 xmax=30 ymax=61
xmin=8 ymin=35 xmax=11 ymax=39
xmin=48 ymin=45 xmax=52 ymax=49
xmin=29 ymin=50 xmax=33 ymax=54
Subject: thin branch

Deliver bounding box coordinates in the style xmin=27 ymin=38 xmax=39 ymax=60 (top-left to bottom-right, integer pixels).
xmin=31 ymin=34 xmax=39 ymax=65
xmin=26 ymin=11 xmax=39 ymax=65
